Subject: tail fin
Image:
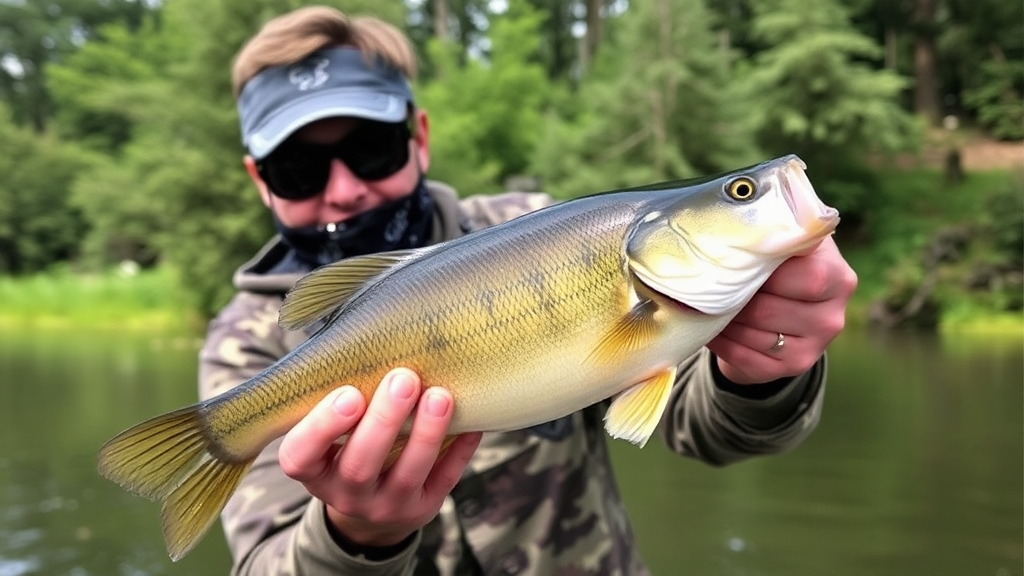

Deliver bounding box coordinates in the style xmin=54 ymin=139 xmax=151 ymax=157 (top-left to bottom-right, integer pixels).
xmin=97 ymin=405 xmax=254 ymax=561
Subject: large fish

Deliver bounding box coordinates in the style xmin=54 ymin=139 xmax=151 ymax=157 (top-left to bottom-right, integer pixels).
xmin=98 ymin=154 xmax=838 ymax=560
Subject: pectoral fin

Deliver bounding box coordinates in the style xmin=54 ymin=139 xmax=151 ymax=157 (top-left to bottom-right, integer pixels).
xmin=587 ymin=299 xmax=660 ymax=365
xmin=279 ymin=247 xmax=433 ymax=331
xmin=604 ymin=366 xmax=677 ymax=448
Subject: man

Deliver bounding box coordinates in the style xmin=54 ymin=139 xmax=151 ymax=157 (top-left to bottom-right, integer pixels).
xmin=199 ymin=6 xmax=857 ymax=575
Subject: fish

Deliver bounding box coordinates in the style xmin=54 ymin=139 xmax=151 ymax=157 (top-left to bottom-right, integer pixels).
xmin=97 ymin=154 xmax=839 ymax=561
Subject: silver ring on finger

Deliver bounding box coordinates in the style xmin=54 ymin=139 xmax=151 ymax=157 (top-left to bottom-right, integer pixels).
xmin=766 ymin=332 xmax=785 ymax=354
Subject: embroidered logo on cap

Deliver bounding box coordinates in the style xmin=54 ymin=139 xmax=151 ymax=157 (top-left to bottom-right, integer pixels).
xmin=288 ymin=57 xmax=330 ymax=91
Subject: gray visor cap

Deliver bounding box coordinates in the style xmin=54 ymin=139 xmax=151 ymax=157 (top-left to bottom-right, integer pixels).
xmin=237 ymin=47 xmax=415 ymax=160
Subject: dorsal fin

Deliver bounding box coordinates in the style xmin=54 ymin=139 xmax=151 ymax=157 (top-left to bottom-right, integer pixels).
xmin=279 ymin=247 xmax=430 ymax=331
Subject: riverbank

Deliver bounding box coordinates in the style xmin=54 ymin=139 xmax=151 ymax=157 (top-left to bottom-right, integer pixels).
xmin=2 ymin=259 xmax=1019 ymax=337
xmin=838 ymin=164 xmax=1022 ymax=336
xmin=0 ymin=264 xmax=204 ymax=332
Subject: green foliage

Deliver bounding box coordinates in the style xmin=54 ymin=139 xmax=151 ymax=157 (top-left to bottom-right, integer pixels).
xmin=0 ymin=0 xmax=153 ymax=131
xmin=532 ymin=0 xmax=762 ymax=198
xmin=977 ymin=175 xmax=1024 ymax=272
xmin=940 ymin=0 xmax=1024 ymax=138
xmin=738 ymin=0 xmax=918 ymax=221
xmin=47 ymin=16 xmax=190 ymax=268
xmin=844 ymin=169 xmax=1023 ymax=327
xmin=742 ymin=0 xmax=914 ymax=154
xmin=47 ymin=19 xmax=179 ymax=153
xmin=962 ymin=59 xmax=1024 ymax=141
xmin=0 ymin=104 xmax=90 ymax=274
xmin=417 ymin=3 xmax=551 ymax=194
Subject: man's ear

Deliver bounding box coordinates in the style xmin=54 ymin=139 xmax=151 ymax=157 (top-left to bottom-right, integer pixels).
xmin=244 ymin=155 xmax=273 ymax=208
xmin=412 ymin=108 xmax=430 ymax=174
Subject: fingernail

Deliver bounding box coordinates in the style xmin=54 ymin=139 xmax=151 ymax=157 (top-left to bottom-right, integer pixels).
xmin=424 ymin=391 xmax=450 ymax=418
xmin=389 ymin=372 xmax=416 ymax=400
xmin=333 ymin=388 xmax=360 ymax=417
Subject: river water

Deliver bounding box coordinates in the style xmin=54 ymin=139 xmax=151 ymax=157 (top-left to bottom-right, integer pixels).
xmin=0 ymin=326 xmax=1020 ymax=575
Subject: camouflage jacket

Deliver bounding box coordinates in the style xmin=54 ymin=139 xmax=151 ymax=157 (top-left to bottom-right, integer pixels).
xmin=199 ymin=181 xmax=826 ymax=576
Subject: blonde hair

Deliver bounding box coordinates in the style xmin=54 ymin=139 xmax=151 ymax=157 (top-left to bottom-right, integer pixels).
xmin=231 ymin=6 xmax=418 ymax=98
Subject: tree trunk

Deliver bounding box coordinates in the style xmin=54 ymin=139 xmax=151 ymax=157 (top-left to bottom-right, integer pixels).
xmin=650 ymin=0 xmax=675 ymax=177
xmin=912 ymin=0 xmax=941 ymax=125
xmin=884 ymin=26 xmax=897 ymax=70
xmin=580 ymin=0 xmax=603 ymax=73
xmin=434 ymin=0 xmax=449 ymax=41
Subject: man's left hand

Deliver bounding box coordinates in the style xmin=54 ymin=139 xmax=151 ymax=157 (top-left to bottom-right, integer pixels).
xmin=707 ymin=236 xmax=857 ymax=385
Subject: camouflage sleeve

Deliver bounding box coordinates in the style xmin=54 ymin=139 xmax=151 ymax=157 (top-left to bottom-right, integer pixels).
xmin=199 ymin=292 xmax=420 ymax=575
xmin=659 ymin=348 xmax=825 ymax=466
xmin=458 ymin=191 xmax=557 ymax=231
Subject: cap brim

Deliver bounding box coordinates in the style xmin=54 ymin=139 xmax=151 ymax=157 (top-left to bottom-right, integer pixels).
xmin=246 ymin=90 xmax=408 ymax=160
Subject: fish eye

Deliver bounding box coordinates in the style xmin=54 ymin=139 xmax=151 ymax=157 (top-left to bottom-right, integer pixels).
xmin=726 ymin=177 xmax=756 ymax=201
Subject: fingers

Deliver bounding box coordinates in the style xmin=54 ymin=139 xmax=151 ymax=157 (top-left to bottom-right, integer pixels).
xmin=424 ymin=432 xmax=483 ymax=496
xmin=340 ymin=369 xmax=422 ymax=486
xmin=759 ymin=237 xmax=858 ymax=303
xmin=385 ymin=387 xmax=456 ymax=492
xmin=727 ymin=291 xmax=814 ymax=338
xmin=714 ymin=322 xmax=788 ymax=360
xmin=279 ymin=386 xmax=366 ymax=483
xmin=277 ymin=369 xmax=479 ymax=548
xmin=710 ymin=237 xmax=857 ymax=385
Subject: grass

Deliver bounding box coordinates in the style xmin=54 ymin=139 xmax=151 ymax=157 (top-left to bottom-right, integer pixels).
xmin=0 ymin=264 xmax=202 ymax=331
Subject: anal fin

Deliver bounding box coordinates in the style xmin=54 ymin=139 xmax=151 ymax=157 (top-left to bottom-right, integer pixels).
xmin=604 ymin=366 xmax=677 ymax=448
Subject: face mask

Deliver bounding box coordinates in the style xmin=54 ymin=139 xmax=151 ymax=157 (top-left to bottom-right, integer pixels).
xmin=273 ymin=178 xmax=434 ymax=269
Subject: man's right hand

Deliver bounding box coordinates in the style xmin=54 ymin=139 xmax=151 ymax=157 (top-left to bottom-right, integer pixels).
xmin=278 ymin=368 xmax=483 ymax=548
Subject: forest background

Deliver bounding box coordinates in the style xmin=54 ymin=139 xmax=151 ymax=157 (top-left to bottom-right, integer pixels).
xmin=0 ymin=0 xmax=1020 ymax=332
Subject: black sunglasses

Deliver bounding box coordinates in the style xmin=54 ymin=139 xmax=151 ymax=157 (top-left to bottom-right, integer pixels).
xmin=256 ymin=119 xmax=412 ymax=201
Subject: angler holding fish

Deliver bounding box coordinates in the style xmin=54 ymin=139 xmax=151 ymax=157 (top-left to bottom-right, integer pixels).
xmin=98 ymin=6 xmax=857 ymax=574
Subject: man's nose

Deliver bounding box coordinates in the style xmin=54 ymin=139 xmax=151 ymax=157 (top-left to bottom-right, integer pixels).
xmin=321 ymin=158 xmax=368 ymax=207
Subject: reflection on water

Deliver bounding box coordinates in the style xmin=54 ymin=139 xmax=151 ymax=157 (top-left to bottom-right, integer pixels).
xmin=0 ymin=327 xmax=1020 ymax=575
xmin=0 ymin=329 xmax=230 ymax=576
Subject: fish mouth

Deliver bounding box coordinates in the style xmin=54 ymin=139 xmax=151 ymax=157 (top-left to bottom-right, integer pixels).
xmin=777 ymin=156 xmax=840 ymax=246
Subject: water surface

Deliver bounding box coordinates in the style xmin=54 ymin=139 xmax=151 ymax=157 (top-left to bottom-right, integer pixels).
xmin=0 ymin=327 xmax=1020 ymax=575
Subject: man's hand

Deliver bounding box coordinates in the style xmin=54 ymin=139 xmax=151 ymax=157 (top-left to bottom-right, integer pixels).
xmin=707 ymin=236 xmax=857 ymax=385
xmin=278 ymin=368 xmax=482 ymax=548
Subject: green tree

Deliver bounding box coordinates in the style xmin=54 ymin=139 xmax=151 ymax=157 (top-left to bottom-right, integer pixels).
xmin=739 ymin=0 xmax=915 ymax=215
xmin=941 ymin=0 xmax=1023 ymax=139
xmin=532 ymin=0 xmax=760 ymax=198
xmin=961 ymin=58 xmax=1024 ymax=141
xmin=47 ymin=18 xmax=177 ymax=154
xmin=417 ymin=3 xmax=551 ymax=194
xmin=407 ymin=0 xmax=490 ymax=78
xmin=48 ymin=13 xmax=191 ymax=268
xmin=525 ymin=0 xmax=579 ymax=80
xmin=0 ymin=0 xmax=153 ymax=131
xmin=0 ymin=104 xmax=89 ymax=274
